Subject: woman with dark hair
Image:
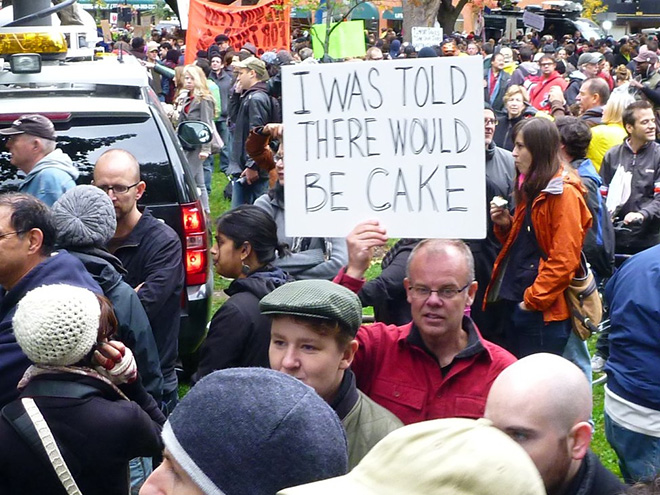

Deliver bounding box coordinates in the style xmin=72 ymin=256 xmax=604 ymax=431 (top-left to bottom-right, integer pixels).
xmin=0 ymin=285 xmax=164 ymax=495
xmin=193 ymin=205 xmax=291 ymax=381
xmin=485 ymin=118 xmax=592 ymax=358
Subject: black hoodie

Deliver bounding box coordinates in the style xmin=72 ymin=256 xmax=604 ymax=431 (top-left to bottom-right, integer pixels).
xmin=193 ymin=265 xmax=291 ymax=382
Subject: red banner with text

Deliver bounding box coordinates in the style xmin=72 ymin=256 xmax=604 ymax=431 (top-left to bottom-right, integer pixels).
xmin=185 ymin=0 xmax=291 ymax=65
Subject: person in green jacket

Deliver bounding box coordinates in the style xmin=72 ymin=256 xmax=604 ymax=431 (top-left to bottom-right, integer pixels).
xmin=260 ymin=279 xmax=403 ymax=469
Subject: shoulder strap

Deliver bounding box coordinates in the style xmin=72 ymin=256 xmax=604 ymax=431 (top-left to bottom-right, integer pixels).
xmin=7 ymin=398 xmax=83 ymax=495
xmin=2 ymin=400 xmax=52 ymax=467
xmin=23 ymin=380 xmax=100 ymax=400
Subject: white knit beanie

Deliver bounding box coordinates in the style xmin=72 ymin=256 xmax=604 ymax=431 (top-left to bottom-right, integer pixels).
xmin=13 ymin=284 xmax=101 ymax=366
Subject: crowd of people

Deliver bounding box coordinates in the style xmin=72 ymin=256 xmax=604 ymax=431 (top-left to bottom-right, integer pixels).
xmin=1 ymin=24 xmax=660 ymax=495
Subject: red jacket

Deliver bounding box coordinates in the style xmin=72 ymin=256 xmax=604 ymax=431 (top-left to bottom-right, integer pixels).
xmin=334 ymin=270 xmax=516 ymax=425
xmin=529 ymin=71 xmax=568 ymax=111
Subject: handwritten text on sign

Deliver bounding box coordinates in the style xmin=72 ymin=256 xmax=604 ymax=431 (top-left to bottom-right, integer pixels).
xmin=281 ymin=57 xmax=486 ymax=238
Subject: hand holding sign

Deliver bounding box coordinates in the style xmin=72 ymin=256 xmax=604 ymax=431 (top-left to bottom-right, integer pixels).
xmin=345 ymin=220 xmax=389 ymax=279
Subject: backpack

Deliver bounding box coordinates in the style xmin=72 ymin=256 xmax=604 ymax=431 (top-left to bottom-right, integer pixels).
xmin=577 ymin=160 xmax=615 ymax=278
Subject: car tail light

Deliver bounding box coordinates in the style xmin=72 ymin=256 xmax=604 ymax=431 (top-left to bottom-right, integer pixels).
xmin=181 ymin=201 xmax=208 ymax=286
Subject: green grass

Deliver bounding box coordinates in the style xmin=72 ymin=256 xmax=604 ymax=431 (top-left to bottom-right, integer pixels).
xmin=191 ymin=164 xmax=621 ymax=477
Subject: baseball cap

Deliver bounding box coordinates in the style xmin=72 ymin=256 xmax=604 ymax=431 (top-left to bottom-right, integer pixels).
xmin=147 ymin=41 xmax=160 ymax=52
xmin=634 ymin=51 xmax=659 ymax=64
xmin=577 ymin=52 xmax=603 ymax=66
xmin=233 ymin=56 xmax=269 ymax=81
xmin=0 ymin=114 xmax=56 ymax=141
xmin=277 ymin=418 xmax=545 ymax=495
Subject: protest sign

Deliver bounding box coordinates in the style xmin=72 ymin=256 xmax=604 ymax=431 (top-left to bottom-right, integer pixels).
xmin=411 ymin=27 xmax=443 ymax=51
xmin=311 ymin=21 xmax=366 ymax=59
xmin=100 ymin=20 xmax=112 ymax=43
xmin=522 ymin=11 xmax=545 ymax=31
xmin=184 ymin=0 xmax=290 ymax=64
xmin=281 ymin=57 xmax=486 ymax=239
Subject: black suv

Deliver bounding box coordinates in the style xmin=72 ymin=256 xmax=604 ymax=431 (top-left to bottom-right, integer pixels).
xmin=0 ymin=56 xmax=212 ymax=363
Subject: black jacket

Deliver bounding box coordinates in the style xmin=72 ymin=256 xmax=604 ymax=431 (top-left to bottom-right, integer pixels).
xmin=110 ymin=208 xmax=184 ymax=396
xmin=0 ymin=373 xmax=164 ymax=495
xmin=0 ymin=251 xmax=101 ymax=408
xmin=564 ymin=450 xmax=626 ymax=495
xmin=193 ymin=265 xmax=290 ymax=382
xmin=493 ymin=106 xmax=537 ymax=152
xmin=67 ymin=248 xmax=164 ymax=403
xmin=227 ymin=81 xmax=272 ymax=177
xmin=358 ymin=240 xmax=417 ymax=326
xmin=600 ymin=140 xmax=660 ymax=252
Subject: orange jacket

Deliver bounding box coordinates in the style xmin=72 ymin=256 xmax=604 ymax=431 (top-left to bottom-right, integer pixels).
xmin=486 ymin=170 xmax=592 ymax=322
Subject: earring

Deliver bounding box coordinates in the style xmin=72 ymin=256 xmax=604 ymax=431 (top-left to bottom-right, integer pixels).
xmin=241 ymin=263 xmax=251 ymax=275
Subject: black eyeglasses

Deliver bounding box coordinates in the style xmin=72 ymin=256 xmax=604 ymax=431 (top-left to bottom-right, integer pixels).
xmin=484 ymin=119 xmax=498 ymax=127
xmin=407 ymin=283 xmax=471 ymax=300
xmin=96 ymin=182 xmax=140 ymax=194
xmin=0 ymin=230 xmax=26 ymax=240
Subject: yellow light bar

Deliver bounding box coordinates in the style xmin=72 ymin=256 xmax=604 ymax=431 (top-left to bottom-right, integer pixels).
xmin=0 ymin=31 xmax=67 ymax=56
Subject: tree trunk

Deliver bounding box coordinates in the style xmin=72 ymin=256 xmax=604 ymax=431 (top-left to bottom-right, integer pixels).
xmin=402 ymin=0 xmax=441 ymax=43
xmin=436 ymin=0 xmax=470 ymax=36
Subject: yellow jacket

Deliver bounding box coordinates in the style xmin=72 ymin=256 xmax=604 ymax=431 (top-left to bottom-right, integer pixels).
xmin=587 ymin=123 xmax=627 ymax=172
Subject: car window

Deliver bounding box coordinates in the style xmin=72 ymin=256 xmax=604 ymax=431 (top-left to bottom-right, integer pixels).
xmin=0 ymin=114 xmax=178 ymax=204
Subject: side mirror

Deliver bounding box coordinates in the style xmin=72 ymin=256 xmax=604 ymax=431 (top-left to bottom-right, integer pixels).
xmin=177 ymin=121 xmax=212 ymax=148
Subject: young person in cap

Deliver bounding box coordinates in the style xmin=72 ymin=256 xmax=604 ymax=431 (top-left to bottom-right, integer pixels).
xmin=140 ymin=367 xmax=349 ymax=495
xmin=228 ymin=56 xmax=274 ymax=207
xmin=260 ymin=279 xmax=403 ymax=469
xmin=0 ymin=114 xmax=78 ymax=206
xmin=277 ymin=417 xmax=545 ymax=495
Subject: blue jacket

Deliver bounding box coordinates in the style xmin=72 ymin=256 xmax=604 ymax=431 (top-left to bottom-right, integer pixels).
xmin=604 ymin=244 xmax=660 ymax=410
xmin=18 ymin=149 xmax=79 ymax=207
xmin=0 ymin=251 xmax=101 ymax=408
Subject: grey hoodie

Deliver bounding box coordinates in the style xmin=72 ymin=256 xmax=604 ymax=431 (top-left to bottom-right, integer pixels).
xmin=19 ymin=148 xmax=78 ymax=206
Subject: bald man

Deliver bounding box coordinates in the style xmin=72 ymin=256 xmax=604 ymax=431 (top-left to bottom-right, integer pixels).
xmin=94 ymin=149 xmax=184 ymax=414
xmin=484 ymin=354 xmax=625 ymax=495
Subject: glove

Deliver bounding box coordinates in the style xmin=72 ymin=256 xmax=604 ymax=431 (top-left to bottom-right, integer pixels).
xmin=94 ymin=341 xmax=138 ymax=385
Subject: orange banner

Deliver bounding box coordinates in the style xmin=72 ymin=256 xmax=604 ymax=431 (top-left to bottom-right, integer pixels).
xmin=185 ymin=0 xmax=291 ymax=65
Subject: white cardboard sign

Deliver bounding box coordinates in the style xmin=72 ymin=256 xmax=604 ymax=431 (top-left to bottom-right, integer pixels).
xmin=411 ymin=26 xmax=444 ymax=51
xmin=281 ymin=56 xmax=486 ymax=239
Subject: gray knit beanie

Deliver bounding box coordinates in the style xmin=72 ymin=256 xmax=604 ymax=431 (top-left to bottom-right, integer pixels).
xmin=52 ymin=185 xmax=116 ymax=248
xmin=13 ymin=284 xmax=101 ymax=366
xmin=163 ymin=368 xmax=349 ymax=495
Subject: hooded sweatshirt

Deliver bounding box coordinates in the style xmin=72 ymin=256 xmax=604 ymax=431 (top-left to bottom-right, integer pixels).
xmin=193 ymin=266 xmax=291 ymax=382
xmin=19 ymin=149 xmax=79 ymax=206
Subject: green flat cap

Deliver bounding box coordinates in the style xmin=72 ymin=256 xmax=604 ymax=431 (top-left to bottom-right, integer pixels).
xmin=260 ymin=280 xmax=362 ymax=336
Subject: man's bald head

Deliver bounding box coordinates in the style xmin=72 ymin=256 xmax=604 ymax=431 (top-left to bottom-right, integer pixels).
xmin=484 ymin=354 xmax=593 ymax=495
xmin=488 ymin=353 xmax=592 ymax=430
xmin=93 ymin=149 xmax=145 ymax=226
xmin=95 ymin=149 xmax=141 ymax=183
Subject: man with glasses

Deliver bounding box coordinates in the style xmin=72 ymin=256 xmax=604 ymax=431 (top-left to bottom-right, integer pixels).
xmin=0 ymin=114 xmax=78 ymax=206
xmin=334 ymin=231 xmax=516 ymax=425
xmin=471 ymin=106 xmax=514 ymax=346
xmin=0 ymin=193 xmax=100 ymax=408
xmin=528 ymin=55 xmax=567 ymax=112
xmin=93 ymin=149 xmax=184 ymax=415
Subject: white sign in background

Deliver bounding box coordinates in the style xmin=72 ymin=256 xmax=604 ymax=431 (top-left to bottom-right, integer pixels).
xmin=411 ymin=26 xmax=444 ymax=51
xmin=281 ymin=57 xmax=486 ymax=239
